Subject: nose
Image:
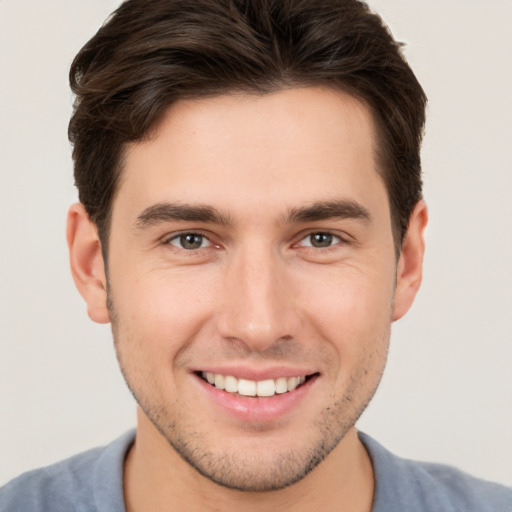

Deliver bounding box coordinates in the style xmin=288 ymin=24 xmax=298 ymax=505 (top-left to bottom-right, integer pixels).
xmin=216 ymin=244 xmax=299 ymax=352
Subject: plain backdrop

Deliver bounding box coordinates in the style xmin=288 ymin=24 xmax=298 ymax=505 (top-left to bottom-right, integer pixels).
xmin=1 ymin=0 xmax=511 ymax=487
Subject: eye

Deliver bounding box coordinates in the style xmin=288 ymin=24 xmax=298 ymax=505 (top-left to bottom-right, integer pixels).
xmin=299 ymin=232 xmax=342 ymax=248
xmin=168 ymin=233 xmax=212 ymax=250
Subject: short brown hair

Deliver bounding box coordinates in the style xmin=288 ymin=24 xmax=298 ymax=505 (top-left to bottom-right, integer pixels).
xmin=69 ymin=0 xmax=427 ymax=253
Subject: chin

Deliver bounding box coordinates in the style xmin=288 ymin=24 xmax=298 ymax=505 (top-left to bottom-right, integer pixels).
xmin=169 ymin=438 xmax=338 ymax=492
xmin=140 ymin=399 xmax=352 ymax=493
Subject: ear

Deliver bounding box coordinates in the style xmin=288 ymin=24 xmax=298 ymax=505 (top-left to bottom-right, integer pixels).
xmin=392 ymin=200 xmax=428 ymax=321
xmin=66 ymin=203 xmax=110 ymax=324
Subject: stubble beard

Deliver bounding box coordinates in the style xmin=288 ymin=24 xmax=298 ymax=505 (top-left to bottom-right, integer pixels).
xmin=108 ymin=291 xmax=390 ymax=492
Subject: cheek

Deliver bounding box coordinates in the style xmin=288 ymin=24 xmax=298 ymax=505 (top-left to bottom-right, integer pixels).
xmin=298 ymin=264 xmax=394 ymax=363
xmin=110 ymin=267 xmax=217 ymax=362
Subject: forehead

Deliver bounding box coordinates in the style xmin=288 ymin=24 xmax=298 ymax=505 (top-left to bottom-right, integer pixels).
xmin=116 ymin=87 xmax=385 ymax=220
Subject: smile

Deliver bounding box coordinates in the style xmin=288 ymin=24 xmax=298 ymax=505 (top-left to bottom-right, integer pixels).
xmin=200 ymin=371 xmax=308 ymax=397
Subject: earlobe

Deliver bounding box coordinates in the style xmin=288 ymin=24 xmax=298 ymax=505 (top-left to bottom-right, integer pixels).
xmin=392 ymin=200 xmax=428 ymax=321
xmin=66 ymin=203 xmax=110 ymax=324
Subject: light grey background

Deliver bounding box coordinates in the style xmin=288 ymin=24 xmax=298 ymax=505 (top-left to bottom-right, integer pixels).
xmin=1 ymin=0 xmax=511 ymax=487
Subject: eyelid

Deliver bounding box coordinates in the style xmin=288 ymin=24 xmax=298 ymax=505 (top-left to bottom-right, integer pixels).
xmin=294 ymin=230 xmax=349 ymax=248
xmin=159 ymin=228 xmax=351 ymax=251
xmin=162 ymin=230 xmax=216 ymax=249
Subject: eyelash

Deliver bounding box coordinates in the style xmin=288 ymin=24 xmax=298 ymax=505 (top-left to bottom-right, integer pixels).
xmin=164 ymin=231 xmax=214 ymax=251
xmin=162 ymin=230 xmax=347 ymax=253
xmin=296 ymin=232 xmax=343 ymax=249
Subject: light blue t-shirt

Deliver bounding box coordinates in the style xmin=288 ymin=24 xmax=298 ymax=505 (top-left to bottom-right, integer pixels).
xmin=1 ymin=430 xmax=511 ymax=511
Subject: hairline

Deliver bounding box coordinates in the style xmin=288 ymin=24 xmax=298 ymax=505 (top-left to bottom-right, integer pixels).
xmin=97 ymin=83 xmax=406 ymax=262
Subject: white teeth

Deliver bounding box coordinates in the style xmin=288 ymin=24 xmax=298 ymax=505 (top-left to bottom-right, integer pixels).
xmin=256 ymin=379 xmax=276 ymax=397
xmin=224 ymin=375 xmax=238 ymax=393
xmin=287 ymin=377 xmax=299 ymax=391
xmin=275 ymin=377 xmax=288 ymax=394
xmin=214 ymin=374 xmax=225 ymax=390
xmin=202 ymin=372 xmax=308 ymax=396
xmin=238 ymin=379 xmax=257 ymax=396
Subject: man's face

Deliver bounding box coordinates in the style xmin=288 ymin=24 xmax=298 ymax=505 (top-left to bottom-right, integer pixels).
xmin=106 ymin=87 xmax=399 ymax=491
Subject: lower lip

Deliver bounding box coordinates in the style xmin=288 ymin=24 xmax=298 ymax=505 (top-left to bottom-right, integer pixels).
xmin=194 ymin=374 xmax=318 ymax=423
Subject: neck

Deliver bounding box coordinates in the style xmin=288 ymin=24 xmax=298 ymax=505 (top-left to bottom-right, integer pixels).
xmin=124 ymin=408 xmax=374 ymax=512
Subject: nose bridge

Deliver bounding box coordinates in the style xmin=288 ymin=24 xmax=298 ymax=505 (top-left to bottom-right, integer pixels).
xmin=217 ymin=241 xmax=295 ymax=350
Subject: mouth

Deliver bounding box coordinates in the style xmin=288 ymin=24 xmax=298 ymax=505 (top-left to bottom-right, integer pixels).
xmin=197 ymin=371 xmax=317 ymax=397
xmin=193 ymin=368 xmax=320 ymax=422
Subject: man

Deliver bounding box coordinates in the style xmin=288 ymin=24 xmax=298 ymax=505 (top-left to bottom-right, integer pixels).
xmin=1 ymin=0 xmax=510 ymax=510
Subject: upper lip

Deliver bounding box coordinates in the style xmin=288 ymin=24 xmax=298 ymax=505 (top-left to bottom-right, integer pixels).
xmin=193 ymin=365 xmax=318 ymax=381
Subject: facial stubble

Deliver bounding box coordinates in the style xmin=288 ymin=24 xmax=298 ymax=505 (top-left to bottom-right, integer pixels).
xmin=107 ymin=286 xmax=390 ymax=492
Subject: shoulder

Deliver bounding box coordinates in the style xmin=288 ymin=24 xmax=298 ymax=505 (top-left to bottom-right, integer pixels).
xmin=0 ymin=430 xmax=134 ymax=512
xmin=359 ymin=432 xmax=512 ymax=512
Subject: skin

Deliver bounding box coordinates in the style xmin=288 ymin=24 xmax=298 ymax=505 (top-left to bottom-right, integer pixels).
xmin=67 ymin=87 xmax=427 ymax=511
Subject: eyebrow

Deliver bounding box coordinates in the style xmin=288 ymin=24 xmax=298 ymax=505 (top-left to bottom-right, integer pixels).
xmin=135 ymin=198 xmax=371 ymax=230
xmin=135 ymin=202 xmax=233 ymax=229
xmin=285 ymin=199 xmax=371 ymax=224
